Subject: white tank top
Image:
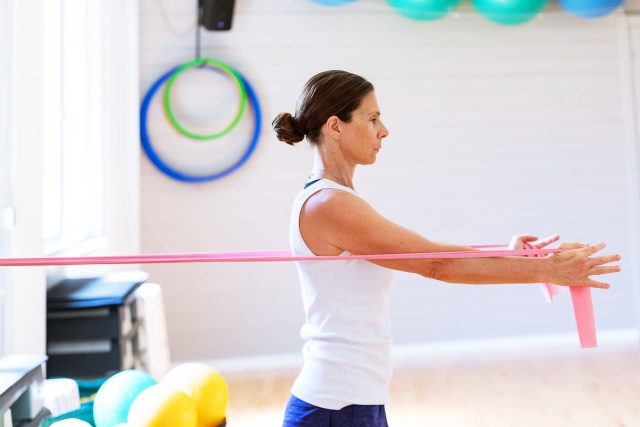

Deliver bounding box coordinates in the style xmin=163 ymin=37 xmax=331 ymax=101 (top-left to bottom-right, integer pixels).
xmin=289 ymin=179 xmax=395 ymax=410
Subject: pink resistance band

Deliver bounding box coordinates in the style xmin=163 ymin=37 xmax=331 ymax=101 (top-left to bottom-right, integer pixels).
xmin=0 ymin=245 xmax=597 ymax=348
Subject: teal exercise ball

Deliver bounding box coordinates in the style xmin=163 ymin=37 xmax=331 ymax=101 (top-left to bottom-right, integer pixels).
xmin=558 ymin=0 xmax=623 ymax=18
xmin=309 ymin=0 xmax=355 ymax=5
xmin=472 ymin=0 xmax=548 ymax=25
xmin=388 ymin=0 xmax=462 ymax=20
xmin=93 ymin=370 xmax=157 ymax=427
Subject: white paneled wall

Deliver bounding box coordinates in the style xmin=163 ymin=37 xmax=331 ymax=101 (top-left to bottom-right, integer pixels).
xmin=140 ymin=0 xmax=636 ymax=361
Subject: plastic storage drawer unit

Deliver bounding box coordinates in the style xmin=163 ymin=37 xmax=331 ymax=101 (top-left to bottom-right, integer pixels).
xmin=46 ymin=271 xmax=148 ymax=379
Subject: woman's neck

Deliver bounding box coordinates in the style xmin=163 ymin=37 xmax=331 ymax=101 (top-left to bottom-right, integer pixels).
xmin=311 ymin=147 xmax=355 ymax=190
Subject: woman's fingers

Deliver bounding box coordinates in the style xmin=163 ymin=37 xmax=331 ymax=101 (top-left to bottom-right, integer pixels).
xmin=558 ymin=242 xmax=588 ymax=250
xmin=580 ymin=242 xmax=606 ymax=256
xmin=585 ymin=279 xmax=611 ymax=289
xmin=588 ymin=254 xmax=621 ymax=267
xmin=588 ymin=265 xmax=621 ymax=275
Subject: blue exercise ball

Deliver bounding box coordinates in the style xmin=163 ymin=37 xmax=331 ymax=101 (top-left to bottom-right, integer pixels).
xmin=388 ymin=0 xmax=462 ymax=21
xmin=309 ymin=0 xmax=355 ymax=5
xmin=93 ymin=370 xmax=157 ymax=427
xmin=558 ymin=0 xmax=623 ymax=18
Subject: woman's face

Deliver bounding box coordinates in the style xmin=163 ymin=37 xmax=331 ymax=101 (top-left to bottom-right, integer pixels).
xmin=339 ymin=91 xmax=389 ymax=165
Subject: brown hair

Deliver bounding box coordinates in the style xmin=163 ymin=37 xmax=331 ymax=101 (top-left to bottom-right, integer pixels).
xmin=272 ymin=70 xmax=374 ymax=146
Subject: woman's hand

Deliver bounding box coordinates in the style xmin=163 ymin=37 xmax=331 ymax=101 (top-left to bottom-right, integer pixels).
xmin=545 ymin=242 xmax=621 ymax=289
xmin=509 ymin=234 xmax=560 ymax=251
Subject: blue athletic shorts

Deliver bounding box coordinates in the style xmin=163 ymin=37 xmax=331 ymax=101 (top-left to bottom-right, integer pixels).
xmin=282 ymin=394 xmax=389 ymax=427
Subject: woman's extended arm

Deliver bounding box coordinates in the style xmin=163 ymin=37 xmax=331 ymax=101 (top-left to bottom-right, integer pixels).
xmin=299 ymin=189 xmax=620 ymax=289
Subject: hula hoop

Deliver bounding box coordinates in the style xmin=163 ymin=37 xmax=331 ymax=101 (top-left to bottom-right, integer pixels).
xmin=141 ymin=66 xmax=262 ymax=183
xmin=163 ymin=58 xmax=248 ymax=140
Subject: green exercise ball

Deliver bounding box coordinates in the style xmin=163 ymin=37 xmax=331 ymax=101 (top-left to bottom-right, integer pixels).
xmin=93 ymin=370 xmax=157 ymax=427
xmin=388 ymin=0 xmax=462 ymax=20
xmin=472 ymin=0 xmax=548 ymax=25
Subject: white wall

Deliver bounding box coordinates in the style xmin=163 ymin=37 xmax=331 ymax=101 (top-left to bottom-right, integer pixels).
xmin=5 ymin=0 xmax=47 ymax=356
xmin=139 ymin=0 xmax=637 ymax=361
xmin=100 ymin=0 xmax=141 ymax=266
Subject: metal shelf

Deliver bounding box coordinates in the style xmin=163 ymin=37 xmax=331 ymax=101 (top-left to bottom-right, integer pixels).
xmin=0 ymin=355 xmax=47 ymax=417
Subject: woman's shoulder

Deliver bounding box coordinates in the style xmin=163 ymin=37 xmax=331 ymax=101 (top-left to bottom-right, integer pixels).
xmin=301 ymin=184 xmax=367 ymax=226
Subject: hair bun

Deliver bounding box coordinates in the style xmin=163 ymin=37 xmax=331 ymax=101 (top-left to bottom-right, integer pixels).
xmin=272 ymin=112 xmax=305 ymax=145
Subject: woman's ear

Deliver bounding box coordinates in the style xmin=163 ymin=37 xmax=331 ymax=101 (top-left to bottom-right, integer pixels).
xmin=325 ymin=116 xmax=342 ymax=141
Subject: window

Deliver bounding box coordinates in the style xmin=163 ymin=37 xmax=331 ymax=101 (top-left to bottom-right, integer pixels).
xmin=0 ymin=0 xmax=14 ymax=357
xmin=43 ymin=0 xmax=104 ymax=255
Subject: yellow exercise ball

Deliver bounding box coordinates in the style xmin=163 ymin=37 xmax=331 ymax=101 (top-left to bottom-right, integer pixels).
xmin=162 ymin=363 xmax=229 ymax=427
xmin=50 ymin=420 xmax=92 ymax=427
xmin=127 ymin=384 xmax=197 ymax=427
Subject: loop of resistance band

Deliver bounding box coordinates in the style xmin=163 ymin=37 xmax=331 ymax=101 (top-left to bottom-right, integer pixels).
xmin=0 ymin=245 xmax=597 ymax=349
xmin=141 ymin=65 xmax=262 ymax=183
xmin=164 ymin=58 xmax=248 ymax=140
xmin=0 ymin=246 xmax=560 ymax=266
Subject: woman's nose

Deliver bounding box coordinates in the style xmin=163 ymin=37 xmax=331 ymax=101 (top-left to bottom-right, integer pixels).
xmin=380 ymin=123 xmax=389 ymax=139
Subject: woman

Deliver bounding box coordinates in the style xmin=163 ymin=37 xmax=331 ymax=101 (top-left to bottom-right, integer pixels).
xmin=272 ymin=70 xmax=620 ymax=427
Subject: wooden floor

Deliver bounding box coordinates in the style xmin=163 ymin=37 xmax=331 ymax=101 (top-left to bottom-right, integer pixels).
xmin=223 ymin=346 xmax=640 ymax=427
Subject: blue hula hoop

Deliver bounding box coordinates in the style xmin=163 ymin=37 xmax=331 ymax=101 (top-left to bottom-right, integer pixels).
xmin=140 ymin=66 xmax=262 ymax=183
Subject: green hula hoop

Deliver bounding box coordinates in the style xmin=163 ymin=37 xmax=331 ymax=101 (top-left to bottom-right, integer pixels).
xmin=163 ymin=58 xmax=248 ymax=140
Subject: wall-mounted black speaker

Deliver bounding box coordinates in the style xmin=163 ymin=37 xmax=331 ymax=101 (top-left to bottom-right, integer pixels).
xmin=200 ymin=0 xmax=236 ymax=31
